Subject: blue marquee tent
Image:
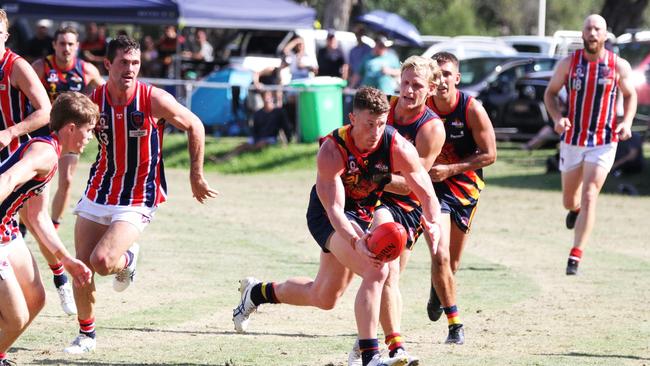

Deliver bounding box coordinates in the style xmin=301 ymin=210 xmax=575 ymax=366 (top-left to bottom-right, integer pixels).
xmin=0 ymin=0 xmax=316 ymax=30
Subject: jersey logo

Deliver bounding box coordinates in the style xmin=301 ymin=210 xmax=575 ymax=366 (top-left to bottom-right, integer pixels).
xmin=130 ymin=111 xmax=145 ymax=129
xmin=47 ymin=71 xmax=59 ymax=83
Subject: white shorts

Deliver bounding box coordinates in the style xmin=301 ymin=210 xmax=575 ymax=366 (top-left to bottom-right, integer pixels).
xmin=73 ymin=196 xmax=156 ymax=232
xmin=559 ymin=142 xmax=617 ymax=173
xmin=0 ymin=236 xmax=24 ymax=281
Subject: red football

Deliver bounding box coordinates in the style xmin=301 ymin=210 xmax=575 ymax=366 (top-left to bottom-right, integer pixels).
xmin=367 ymin=222 xmax=407 ymax=262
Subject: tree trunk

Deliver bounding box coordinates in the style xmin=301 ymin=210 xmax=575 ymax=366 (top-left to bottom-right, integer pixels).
xmin=322 ymin=0 xmax=354 ymax=30
xmin=601 ymin=0 xmax=648 ymax=35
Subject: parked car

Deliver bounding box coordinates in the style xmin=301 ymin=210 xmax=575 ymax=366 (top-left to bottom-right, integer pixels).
xmin=502 ymin=71 xmax=560 ymax=135
xmin=456 ymin=56 xmax=558 ymax=125
xmin=421 ymin=36 xmax=518 ymax=59
xmin=616 ymin=31 xmax=650 ymax=115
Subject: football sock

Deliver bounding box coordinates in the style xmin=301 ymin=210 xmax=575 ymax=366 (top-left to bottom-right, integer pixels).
xmin=250 ymin=282 xmax=279 ymax=306
xmin=52 ymin=219 xmax=60 ymax=230
xmin=444 ymin=305 xmax=462 ymax=326
xmin=385 ymin=332 xmax=404 ymax=357
xmin=122 ymin=250 xmax=135 ymax=270
xmin=569 ymin=247 xmax=583 ymax=262
xmin=49 ymin=262 xmax=68 ymax=288
xmin=79 ymin=317 xmax=96 ymax=339
xmin=359 ymin=338 xmax=379 ymax=366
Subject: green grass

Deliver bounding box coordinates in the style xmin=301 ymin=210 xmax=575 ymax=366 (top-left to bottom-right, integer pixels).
xmin=23 ymin=133 xmax=647 ymax=366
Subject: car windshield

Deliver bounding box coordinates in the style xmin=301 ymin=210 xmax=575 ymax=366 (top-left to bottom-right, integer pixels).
xmin=459 ymin=58 xmax=511 ymax=87
xmin=616 ymin=42 xmax=650 ymax=68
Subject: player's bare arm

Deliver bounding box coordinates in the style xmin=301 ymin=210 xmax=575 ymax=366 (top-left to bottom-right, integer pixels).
xmin=544 ymin=56 xmax=572 ymax=134
xmin=315 ymin=138 xmax=375 ymax=263
xmin=429 ymin=100 xmax=496 ymax=182
xmin=0 ymin=58 xmax=50 ymax=149
xmin=151 ymin=87 xmax=218 ymax=203
xmin=0 ymin=141 xmax=90 ymax=286
xmin=615 ymin=57 xmax=637 ymax=141
xmin=392 ymin=133 xmax=441 ymax=252
xmin=384 ymin=119 xmax=446 ymax=195
xmin=83 ymin=62 xmax=105 ymax=92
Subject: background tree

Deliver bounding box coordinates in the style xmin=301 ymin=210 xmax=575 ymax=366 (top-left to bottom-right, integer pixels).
xmin=602 ymin=0 xmax=649 ymax=35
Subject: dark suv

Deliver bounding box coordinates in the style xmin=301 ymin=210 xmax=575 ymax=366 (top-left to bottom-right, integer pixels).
xmin=502 ymin=70 xmax=565 ymax=135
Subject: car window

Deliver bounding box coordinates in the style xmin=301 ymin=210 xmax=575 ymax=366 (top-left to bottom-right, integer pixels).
xmin=616 ymin=42 xmax=650 ymax=68
xmin=459 ymin=58 xmax=507 ymax=87
xmin=513 ymin=44 xmax=542 ymax=53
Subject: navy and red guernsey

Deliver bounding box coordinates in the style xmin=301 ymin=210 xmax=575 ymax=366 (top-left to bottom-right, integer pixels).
xmin=0 ymin=134 xmax=60 ymax=244
xmin=383 ymin=96 xmax=440 ymax=212
xmin=565 ymin=49 xmax=619 ymax=147
xmin=427 ymin=91 xmax=484 ymax=207
xmin=0 ymin=49 xmax=33 ymax=163
xmin=322 ymin=124 xmax=396 ymax=221
xmin=42 ymin=55 xmax=87 ymax=102
xmin=85 ymin=82 xmax=167 ymax=208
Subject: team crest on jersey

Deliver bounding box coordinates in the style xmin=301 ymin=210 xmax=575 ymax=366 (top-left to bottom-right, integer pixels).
xmin=46 ymin=71 xmax=59 ymax=83
xmin=0 ymin=84 xmax=5 ymax=91
xmin=347 ymin=156 xmax=360 ymax=174
xmin=130 ymin=111 xmax=145 ymax=128
xmin=599 ymin=65 xmax=611 ymax=78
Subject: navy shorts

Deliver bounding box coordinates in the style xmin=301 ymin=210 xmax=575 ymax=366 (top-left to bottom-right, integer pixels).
xmin=440 ymin=198 xmax=478 ymax=233
xmin=376 ymin=203 xmax=423 ymax=250
xmin=306 ymin=185 xmax=371 ymax=253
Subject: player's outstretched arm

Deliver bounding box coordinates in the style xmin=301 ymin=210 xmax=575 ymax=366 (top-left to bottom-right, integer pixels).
xmin=151 ymin=87 xmax=218 ymax=203
xmin=391 ymin=133 xmax=442 ymax=253
xmin=0 ymin=59 xmax=51 ymax=149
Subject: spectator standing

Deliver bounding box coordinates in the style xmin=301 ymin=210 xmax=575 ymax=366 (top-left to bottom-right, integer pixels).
xmin=80 ymin=22 xmax=107 ymax=75
xmin=317 ymin=31 xmax=348 ymax=79
xmin=348 ymin=26 xmax=372 ymax=88
xmin=283 ymin=36 xmax=317 ymax=80
xmin=353 ymin=36 xmax=400 ymax=95
xmin=140 ymin=35 xmax=160 ymax=78
xmin=25 ymin=19 xmax=54 ymax=62
xmin=157 ymin=25 xmax=185 ymax=78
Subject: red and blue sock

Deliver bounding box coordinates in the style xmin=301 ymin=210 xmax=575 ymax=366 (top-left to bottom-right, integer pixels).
xmin=79 ymin=317 xmax=96 ymax=339
xmin=49 ymin=262 xmax=68 ymax=288
xmin=359 ymin=338 xmax=379 ymax=366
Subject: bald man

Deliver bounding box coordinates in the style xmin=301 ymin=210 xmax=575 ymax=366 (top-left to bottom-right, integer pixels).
xmin=544 ymin=14 xmax=637 ymax=275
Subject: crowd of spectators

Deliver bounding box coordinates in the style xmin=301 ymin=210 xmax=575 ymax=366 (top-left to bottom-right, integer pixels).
xmin=8 ymin=19 xmax=406 ymax=148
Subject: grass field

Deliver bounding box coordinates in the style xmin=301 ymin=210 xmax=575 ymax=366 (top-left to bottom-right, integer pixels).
xmin=8 ymin=136 xmax=650 ymax=365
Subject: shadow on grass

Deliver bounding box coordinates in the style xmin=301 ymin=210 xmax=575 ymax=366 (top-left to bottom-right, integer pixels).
xmin=538 ymin=352 xmax=650 ymax=361
xmin=102 ymin=326 xmax=355 ymax=339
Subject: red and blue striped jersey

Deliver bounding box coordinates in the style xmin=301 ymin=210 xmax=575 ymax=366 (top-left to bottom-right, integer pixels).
xmin=426 ymin=91 xmax=484 ymax=207
xmin=42 ymin=55 xmax=87 ymax=102
xmin=0 ymin=134 xmax=60 ymax=244
xmin=322 ymin=124 xmax=396 ymax=221
xmin=0 ymin=49 xmax=33 ymax=163
xmin=84 ymin=82 xmax=167 ymax=207
xmin=382 ymin=96 xmax=440 ymax=212
xmin=565 ymin=49 xmax=619 ymax=146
